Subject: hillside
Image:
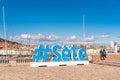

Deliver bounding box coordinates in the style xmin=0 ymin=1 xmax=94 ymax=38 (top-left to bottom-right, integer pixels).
xmin=0 ymin=38 xmax=20 ymax=44
xmin=0 ymin=38 xmax=21 ymax=49
xmin=0 ymin=38 xmax=36 ymax=50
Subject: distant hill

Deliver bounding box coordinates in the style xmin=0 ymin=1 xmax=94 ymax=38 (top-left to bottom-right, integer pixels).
xmin=0 ymin=38 xmax=36 ymax=50
xmin=0 ymin=38 xmax=20 ymax=44
xmin=0 ymin=38 xmax=22 ymax=49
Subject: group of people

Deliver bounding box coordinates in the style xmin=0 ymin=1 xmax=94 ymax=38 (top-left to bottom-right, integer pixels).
xmin=100 ymin=49 xmax=107 ymax=60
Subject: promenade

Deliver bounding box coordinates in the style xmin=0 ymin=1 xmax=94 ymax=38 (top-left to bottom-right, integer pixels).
xmin=0 ymin=63 xmax=119 ymax=80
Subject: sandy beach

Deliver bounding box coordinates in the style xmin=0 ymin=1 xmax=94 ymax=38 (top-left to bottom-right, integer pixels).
xmin=0 ymin=64 xmax=119 ymax=80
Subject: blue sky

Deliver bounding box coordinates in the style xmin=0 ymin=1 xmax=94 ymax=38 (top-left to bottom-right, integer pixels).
xmin=0 ymin=0 xmax=120 ymax=44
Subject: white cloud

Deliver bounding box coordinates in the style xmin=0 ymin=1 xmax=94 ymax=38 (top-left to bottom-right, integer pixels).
xmin=46 ymin=34 xmax=59 ymax=41
xmin=21 ymin=34 xmax=31 ymax=39
xmin=84 ymin=36 xmax=97 ymax=42
xmin=83 ymin=34 xmax=110 ymax=42
xmin=100 ymin=34 xmax=110 ymax=38
xmin=66 ymin=35 xmax=78 ymax=42
xmin=11 ymin=33 xmax=111 ymax=44
xmin=31 ymin=34 xmax=45 ymax=40
xmin=11 ymin=34 xmax=60 ymax=44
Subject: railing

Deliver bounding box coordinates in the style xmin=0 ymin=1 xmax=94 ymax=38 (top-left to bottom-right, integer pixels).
xmin=0 ymin=59 xmax=9 ymax=64
xmin=0 ymin=58 xmax=33 ymax=65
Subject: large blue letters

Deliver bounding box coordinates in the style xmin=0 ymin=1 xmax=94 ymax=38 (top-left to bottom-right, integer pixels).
xmin=32 ymin=45 xmax=87 ymax=62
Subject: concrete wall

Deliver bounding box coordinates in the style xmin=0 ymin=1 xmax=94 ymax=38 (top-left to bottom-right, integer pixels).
xmin=88 ymin=54 xmax=120 ymax=62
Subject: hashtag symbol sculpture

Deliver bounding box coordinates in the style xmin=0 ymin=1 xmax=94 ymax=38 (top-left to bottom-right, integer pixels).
xmin=32 ymin=45 xmax=51 ymax=62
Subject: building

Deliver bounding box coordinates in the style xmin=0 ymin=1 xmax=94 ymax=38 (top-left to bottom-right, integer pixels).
xmin=0 ymin=49 xmax=33 ymax=58
xmin=110 ymin=41 xmax=117 ymax=49
xmin=106 ymin=41 xmax=118 ymax=53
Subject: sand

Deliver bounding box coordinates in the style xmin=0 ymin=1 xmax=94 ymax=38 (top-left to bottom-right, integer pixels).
xmin=0 ymin=64 xmax=120 ymax=80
